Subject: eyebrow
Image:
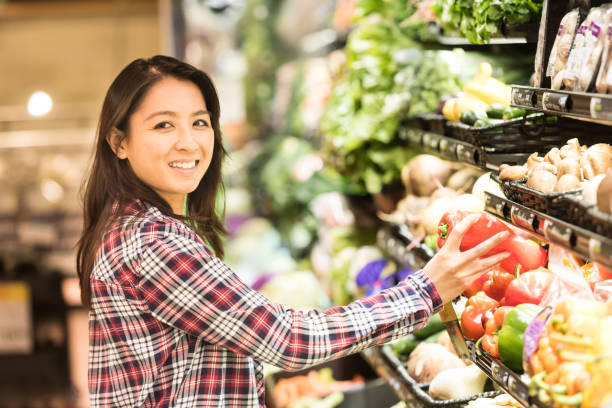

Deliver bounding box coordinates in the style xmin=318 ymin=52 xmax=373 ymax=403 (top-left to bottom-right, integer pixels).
xmin=145 ymin=110 xmax=211 ymax=121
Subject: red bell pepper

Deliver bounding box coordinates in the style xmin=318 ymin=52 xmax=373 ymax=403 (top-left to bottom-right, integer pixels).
xmin=480 ymin=306 xmax=513 ymax=358
xmin=464 ymin=270 xmax=493 ymax=298
xmin=501 ymin=267 xmax=554 ymax=307
xmin=582 ymin=262 xmax=612 ymax=291
xmin=483 ymin=266 xmax=516 ymax=301
xmin=460 ymin=291 xmax=499 ymax=341
xmin=437 ymin=211 xmax=510 ymax=249
xmin=437 ymin=211 xmax=548 ymax=273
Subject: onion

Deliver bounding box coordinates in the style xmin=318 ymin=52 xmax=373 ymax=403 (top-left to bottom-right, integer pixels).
xmin=408 ymin=155 xmax=453 ymax=197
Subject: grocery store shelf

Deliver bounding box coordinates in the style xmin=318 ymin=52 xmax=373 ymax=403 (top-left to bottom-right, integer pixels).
xmin=399 ymin=126 xmax=530 ymax=171
xmin=376 ymin=224 xmax=433 ymax=270
xmin=360 ymin=347 xmax=424 ymax=407
xmin=484 ymin=192 xmax=612 ymax=270
xmin=361 ymin=345 xmax=503 ymax=408
xmin=511 ymin=85 xmax=612 ymax=126
xmin=437 ymin=36 xmax=528 ymax=45
xmin=464 ymin=340 xmax=551 ymax=408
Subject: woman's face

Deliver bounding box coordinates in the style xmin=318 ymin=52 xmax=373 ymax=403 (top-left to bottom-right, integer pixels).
xmin=115 ymin=76 xmax=215 ymax=213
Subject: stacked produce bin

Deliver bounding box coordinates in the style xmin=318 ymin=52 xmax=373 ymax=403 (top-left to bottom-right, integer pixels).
xmin=241 ymin=1 xmax=612 ymax=407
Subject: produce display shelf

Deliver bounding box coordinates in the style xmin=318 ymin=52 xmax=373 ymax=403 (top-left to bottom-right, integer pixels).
xmin=484 ymin=192 xmax=612 ymax=270
xmin=437 ymin=36 xmax=528 ymax=45
xmin=399 ymin=126 xmax=531 ymax=171
xmin=376 ymin=223 xmax=434 ymax=269
xmin=464 ymin=340 xmax=551 ymax=408
xmin=511 ymin=85 xmax=612 ymax=126
xmin=360 ymin=347 xmax=425 ymax=407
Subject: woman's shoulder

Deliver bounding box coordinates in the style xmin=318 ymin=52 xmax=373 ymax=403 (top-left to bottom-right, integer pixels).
xmin=110 ymin=200 xmax=204 ymax=252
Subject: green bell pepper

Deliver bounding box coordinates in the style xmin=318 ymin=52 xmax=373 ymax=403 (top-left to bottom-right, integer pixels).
xmin=497 ymin=303 xmax=541 ymax=373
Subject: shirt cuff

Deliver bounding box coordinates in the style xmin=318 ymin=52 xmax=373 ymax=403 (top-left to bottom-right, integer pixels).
xmin=405 ymin=269 xmax=443 ymax=314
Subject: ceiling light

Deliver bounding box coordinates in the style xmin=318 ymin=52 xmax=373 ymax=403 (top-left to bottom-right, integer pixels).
xmin=27 ymin=91 xmax=53 ymax=117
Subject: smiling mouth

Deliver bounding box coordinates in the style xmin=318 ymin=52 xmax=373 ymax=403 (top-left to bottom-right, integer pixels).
xmin=169 ymin=160 xmax=199 ymax=169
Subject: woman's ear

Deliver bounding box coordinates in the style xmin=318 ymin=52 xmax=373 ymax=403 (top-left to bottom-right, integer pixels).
xmin=106 ymin=128 xmax=128 ymax=159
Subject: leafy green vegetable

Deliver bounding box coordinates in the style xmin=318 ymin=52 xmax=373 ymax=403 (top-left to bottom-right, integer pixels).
xmin=321 ymin=16 xmax=461 ymax=194
xmin=432 ymin=0 xmax=543 ymax=44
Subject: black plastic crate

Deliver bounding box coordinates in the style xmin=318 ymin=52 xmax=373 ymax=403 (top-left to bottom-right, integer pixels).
xmin=414 ymin=113 xmax=447 ymax=135
xmin=492 ymin=173 xmax=581 ymax=218
xmin=564 ymin=195 xmax=612 ymax=239
xmin=446 ymin=114 xmax=610 ymax=154
xmin=445 ymin=114 xmax=564 ymax=153
xmin=380 ymin=346 xmax=502 ymax=408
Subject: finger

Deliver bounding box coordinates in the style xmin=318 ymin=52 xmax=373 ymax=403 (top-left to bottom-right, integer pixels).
xmin=463 ymin=231 xmax=510 ymax=260
xmin=474 ymin=251 xmax=511 ymax=270
xmin=444 ymin=213 xmax=480 ymax=250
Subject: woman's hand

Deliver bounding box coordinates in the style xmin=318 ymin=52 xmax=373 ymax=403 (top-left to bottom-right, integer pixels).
xmin=423 ymin=213 xmax=510 ymax=304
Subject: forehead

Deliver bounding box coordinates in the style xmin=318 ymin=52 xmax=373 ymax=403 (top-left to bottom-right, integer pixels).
xmin=138 ymin=77 xmax=207 ymax=113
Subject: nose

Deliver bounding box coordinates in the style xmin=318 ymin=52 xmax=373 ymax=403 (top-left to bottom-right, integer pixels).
xmin=175 ymin=124 xmax=198 ymax=151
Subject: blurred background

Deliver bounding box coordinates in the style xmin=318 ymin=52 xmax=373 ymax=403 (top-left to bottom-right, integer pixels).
xmin=0 ymin=0 xmax=541 ymax=407
xmin=0 ymin=1 xmax=347 ymax=406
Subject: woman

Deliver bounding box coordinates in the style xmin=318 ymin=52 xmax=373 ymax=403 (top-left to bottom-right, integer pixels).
xmin=77 ymin=55 xmax=509 ymax=407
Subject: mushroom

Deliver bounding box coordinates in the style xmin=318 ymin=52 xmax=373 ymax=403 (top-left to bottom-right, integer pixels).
xmin=526 ymin=152 xmax=544 ymax=172
xmin=597 ymin=170 xmax=612 ymax=214
xmin=585 ymin=143 xmax=612 ymax=176
xmin=499 ymin=165 xmax=528 ymax=181
xmin=557 ymin=157 xmax=582 ymax=181
xmin=554 ymin=174 xmax=581 ymax=192
xmin=527 ymin=170 xmax=557 ymax=193
xmin=560 ymin=138 xmax=583 ymax=160
xmin=545 ymin=147 xmax=562 ymax=167
xmin=582 ymin=174 xmax=606 ymax=205
xmin=528 ymin=162 xmax=557 ymax=177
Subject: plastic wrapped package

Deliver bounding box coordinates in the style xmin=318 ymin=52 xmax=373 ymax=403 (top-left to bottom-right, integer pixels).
xmin=596 ymin=6 xmax=612 ymax=93
xmin=547 ymin=9 xmax=580 ymax=90
xmin=555 ymin=5 xmax=608 ymax=91
xmin=595 ymin=25 xmax=612 ymax=93
xmin=575 ymin=5 xmax=612 ymax=92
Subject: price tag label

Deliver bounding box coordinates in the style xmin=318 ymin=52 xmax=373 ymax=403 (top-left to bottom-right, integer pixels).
xmin=589 ymin=237 xmax=612 ymax=266
xmin=507 ymin=376 xmax=529 ymax=406
xmin=490 ymin=361 xmax=508 ymax=384
xmin=0 ymin=282 xmax=32 ymax=354
xmin=590 ymin=96 xmax=612 ymax=121
xmin=544 ymin=220 xmax=573 ymax=247
xmin=510 ymin=206 xmax=536 ymax=232
xmin=512 ymin=87 xmax=536 ymax=107
xmin=422 ymin=132 xmax=439 ymax=151
xmin=542 ymin=91 xmax=570 ymax=112
xmin=456 ymin=144 xmax=476 ymax=164
xmin=405 ymin=128 xmax=422 ymax=145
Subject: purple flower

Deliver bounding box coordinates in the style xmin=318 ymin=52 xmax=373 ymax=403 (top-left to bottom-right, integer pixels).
xmin=396 ymin=268 xmax=414 ymax=282
xmin=356 ymin=259 xmax=387 ymax=287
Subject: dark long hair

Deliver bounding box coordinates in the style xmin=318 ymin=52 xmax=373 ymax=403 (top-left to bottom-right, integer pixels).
xmin=76 ymin=55 xmax=227 ymax=307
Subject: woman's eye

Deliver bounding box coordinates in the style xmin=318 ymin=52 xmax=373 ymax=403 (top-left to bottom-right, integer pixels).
xmin=194 ymin=119 xmax=210 ymax=127
xmin=154 ymin=121 xmax=172 ymax=129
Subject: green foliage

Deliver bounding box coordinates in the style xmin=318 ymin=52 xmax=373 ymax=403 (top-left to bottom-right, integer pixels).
xmin=247 ymin=135 xmax=361 ymax=258
xmin=240 ymin=0 xmax=290 ymax=133
xmin=320 ymin=16 xmax=461 ymax=194
xmin=432 ymin=0 xmax=543 ymax=44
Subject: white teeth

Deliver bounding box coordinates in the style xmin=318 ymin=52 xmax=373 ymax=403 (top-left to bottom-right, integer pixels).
xmin=169 ymin=161 xmax=196 ymax=169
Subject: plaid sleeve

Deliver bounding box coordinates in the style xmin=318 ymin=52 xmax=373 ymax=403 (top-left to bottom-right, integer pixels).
xmin=138 ymin=224 xmax=443 ymax=371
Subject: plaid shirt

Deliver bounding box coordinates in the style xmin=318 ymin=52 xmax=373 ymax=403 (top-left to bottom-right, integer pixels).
xmin=89 ymin=200 xmax=442 ymax=407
